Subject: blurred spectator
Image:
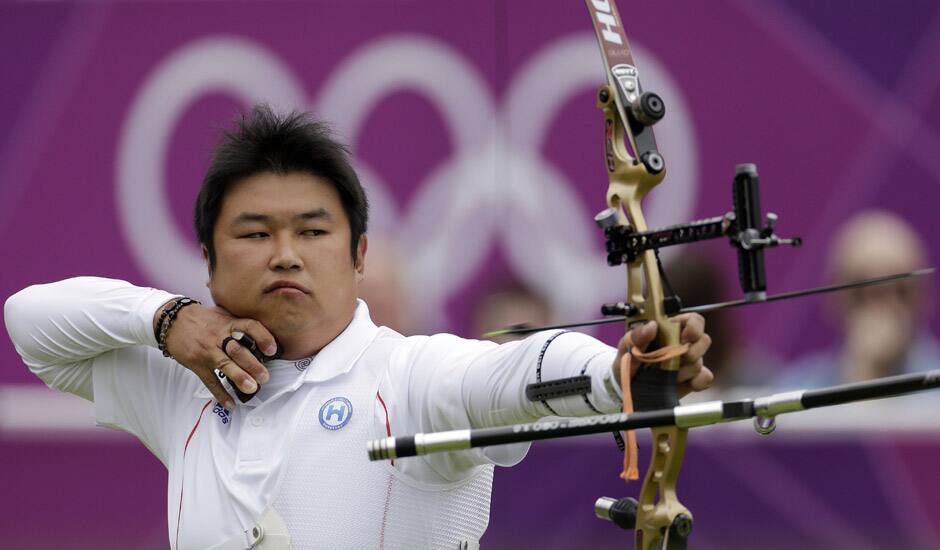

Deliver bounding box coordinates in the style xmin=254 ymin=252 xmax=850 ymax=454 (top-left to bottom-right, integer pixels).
xmin=665 ymin=252 xmax=781 ymax=393
xmin=471 ymin=279 xmax=552 ymax=344
xmin=778 ymin=210 xmax=937 ymax=388
xmin=357 ymin=237 xmax=415 ymax=335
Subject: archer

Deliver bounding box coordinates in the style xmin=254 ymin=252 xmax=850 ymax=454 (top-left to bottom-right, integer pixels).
xmin=3 ymin=105 xmax=713 ymax=549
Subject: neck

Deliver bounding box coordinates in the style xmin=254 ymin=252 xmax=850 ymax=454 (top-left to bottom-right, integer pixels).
xmin=275 ymin=307 xmax=357 ymax=360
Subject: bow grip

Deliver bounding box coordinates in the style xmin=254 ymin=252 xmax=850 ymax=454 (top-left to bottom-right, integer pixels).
xmin=630 ymin=364 xmax=680 ymax=411
xmin=732 ymin=164 xmax=767 ymax=300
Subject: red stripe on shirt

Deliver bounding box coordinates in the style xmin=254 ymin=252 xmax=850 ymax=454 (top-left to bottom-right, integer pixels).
xmin=376 ymin=391 xmax=394 ymax=550
xmin=175 ymin=399 xmax=213 ymax=550
xmin=376 ymin=391 xmax=392 ymax=437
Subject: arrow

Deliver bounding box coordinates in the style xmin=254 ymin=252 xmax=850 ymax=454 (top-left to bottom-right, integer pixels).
xmin=482 ymin=268 xmax=934 ymax=338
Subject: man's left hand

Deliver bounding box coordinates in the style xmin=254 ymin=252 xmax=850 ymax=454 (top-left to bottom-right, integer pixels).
xmin=614 ymin=313 xmax=714 ymax=398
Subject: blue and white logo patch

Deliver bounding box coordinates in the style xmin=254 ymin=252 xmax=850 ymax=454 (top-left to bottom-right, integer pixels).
xmin=319 ymin=397 xmax=353 ymax=430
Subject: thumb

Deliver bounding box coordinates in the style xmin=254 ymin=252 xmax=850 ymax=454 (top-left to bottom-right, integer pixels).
xmin=630 ymin=321 xmax=658 ymax=352
xmin=613 ymin=321 xmax=659 ymax=385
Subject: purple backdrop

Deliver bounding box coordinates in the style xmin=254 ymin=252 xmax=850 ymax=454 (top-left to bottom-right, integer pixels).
xmin=3 ymin=0 xmax=940 ymax=548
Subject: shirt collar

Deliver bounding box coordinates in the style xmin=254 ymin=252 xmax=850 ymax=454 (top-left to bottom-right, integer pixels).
xmin=194 ymin=300 xmax=379 ymax=400
xmin=296 ymin=299 xmax=379 ymax=384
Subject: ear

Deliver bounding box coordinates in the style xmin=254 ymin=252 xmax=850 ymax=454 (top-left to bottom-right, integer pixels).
xmin=355 ymin=234 xmax=368 ymax=281
xmin=201 ymin=245 xmax=213 ymax=281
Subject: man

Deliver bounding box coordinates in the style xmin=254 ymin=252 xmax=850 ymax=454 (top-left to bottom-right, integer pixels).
xmin=778 ymin=209 xmax=936 ymax=389
xmin=4 ymin=106 xmax=713 ymax=549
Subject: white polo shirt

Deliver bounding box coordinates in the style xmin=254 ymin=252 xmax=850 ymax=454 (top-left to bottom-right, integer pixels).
xmin=4 ymin=277 xmax=622 ymax=549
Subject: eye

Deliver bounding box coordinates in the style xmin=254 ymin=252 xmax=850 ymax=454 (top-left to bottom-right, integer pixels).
xmin=239 ymin=232 xmax=269 ymax=239
xmin=302 ymin=229 xmax=326 ymax=236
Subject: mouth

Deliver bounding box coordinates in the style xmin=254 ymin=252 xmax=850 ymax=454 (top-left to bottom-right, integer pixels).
xmin=264 ymin=281 xmax=311 ymax=294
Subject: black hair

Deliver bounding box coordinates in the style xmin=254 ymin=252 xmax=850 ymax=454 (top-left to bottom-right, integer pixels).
xmin=193 ymin=104 xmax=368 ymax=269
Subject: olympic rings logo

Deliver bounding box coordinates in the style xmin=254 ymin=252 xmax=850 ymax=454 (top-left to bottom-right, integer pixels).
xmin=116 ymin=33 xmax=698 ymax=331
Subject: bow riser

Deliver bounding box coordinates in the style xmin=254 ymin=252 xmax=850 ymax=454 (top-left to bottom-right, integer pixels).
xmin=599 ymin=74 xmax=691 ymax=547
xmin=599 ymin=88 xmax=666 ymax=314
xmin=638 ymin=426 xmax=690 ymax=549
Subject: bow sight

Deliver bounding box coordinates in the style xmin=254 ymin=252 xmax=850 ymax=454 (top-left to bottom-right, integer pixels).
xmin=595 ymin=162 xmax=802 ymax=317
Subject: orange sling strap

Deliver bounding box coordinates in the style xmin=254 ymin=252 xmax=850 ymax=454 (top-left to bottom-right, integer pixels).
xmin=618 ymin=334 xmax=689 ymax=480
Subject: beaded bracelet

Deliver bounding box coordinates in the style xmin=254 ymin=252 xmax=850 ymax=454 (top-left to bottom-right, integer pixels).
xmin=153 ymin=297 xmax=183 ymax=341
xmin=155 ymin=297 xmax=200 ymax=357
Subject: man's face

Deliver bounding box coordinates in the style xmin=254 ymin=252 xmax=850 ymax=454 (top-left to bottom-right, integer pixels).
xmin=207 ymin=171 xmax=365 ymax=339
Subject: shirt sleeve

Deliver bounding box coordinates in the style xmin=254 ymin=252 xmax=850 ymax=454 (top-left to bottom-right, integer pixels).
xmin=4 ymin=277 xmax=196 ymax=463
xmin=390 ymin=330 xmax=619 ymax=480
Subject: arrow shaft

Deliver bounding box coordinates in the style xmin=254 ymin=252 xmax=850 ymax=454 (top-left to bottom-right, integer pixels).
xmin=682 ymin=268 xmax=934 ymax=315
xmin=482 ymin=268 xmax=934 ymax=338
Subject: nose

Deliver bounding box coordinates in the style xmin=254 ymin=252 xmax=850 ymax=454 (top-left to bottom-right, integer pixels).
xmin=269 ymin=234 xmax=304 ymax=271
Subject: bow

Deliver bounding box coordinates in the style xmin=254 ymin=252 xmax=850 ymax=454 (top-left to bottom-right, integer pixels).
xmin=584 ymin=1 xmax=703 ymax=546
xmin=365 ymin=1 xmax=936 ymax=548
xmin=579 ymin=2 xmax=928 ymax=546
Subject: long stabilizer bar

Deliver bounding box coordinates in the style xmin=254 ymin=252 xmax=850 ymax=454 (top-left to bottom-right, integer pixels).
xmin=367 ymin=369 xmax=940 ymax=461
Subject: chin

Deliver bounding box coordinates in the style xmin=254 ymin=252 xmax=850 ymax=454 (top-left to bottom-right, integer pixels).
xmin=261 ymin=311 xmax=316 ymax=337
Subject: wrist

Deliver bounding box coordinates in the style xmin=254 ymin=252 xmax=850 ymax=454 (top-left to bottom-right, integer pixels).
xmin=132 ymin=289 xmax=185 ymax=348
xmin=152 ymin=298 xmax=181 ymax=340
xmin=154 ymin=297 xmax=201 ymax=358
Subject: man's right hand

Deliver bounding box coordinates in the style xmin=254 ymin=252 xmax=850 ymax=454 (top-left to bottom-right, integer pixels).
xmin=154 ymin=301 xmax=276 ymax=408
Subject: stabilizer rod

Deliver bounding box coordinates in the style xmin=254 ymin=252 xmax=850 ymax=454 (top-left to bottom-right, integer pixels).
xmin=367 ymin=369 xmax=940 ymax=461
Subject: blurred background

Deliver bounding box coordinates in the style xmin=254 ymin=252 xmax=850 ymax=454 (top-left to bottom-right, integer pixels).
xmin=3 ymin=0 xmax=940 ymax=548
